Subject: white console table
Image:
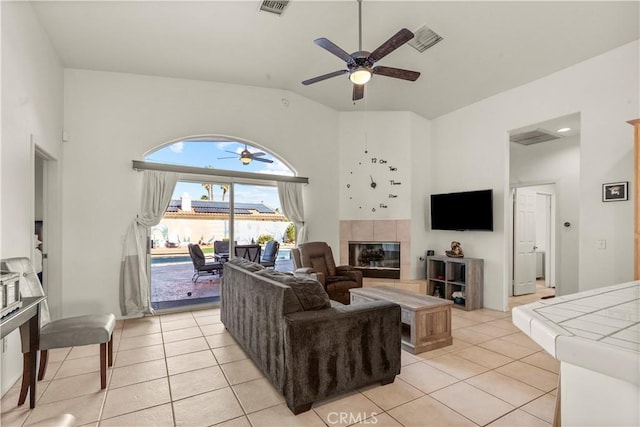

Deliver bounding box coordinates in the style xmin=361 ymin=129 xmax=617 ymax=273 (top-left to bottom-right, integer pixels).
xmin=512 ymin=281 xmax=639 ymax=426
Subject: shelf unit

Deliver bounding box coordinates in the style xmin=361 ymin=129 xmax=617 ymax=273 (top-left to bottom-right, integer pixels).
xmin=426 ymin=254 xmax=483 ymax=310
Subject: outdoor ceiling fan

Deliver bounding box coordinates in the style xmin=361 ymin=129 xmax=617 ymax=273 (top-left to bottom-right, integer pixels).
xmin=302 ymin=0 xmax=420 ymax=101
xmin=218 ymin=145 xmax=274 ymax=165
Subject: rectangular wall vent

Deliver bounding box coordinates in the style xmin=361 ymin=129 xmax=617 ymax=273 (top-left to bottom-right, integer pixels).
xmin=510 ymin=129 xmax=561 ymax=146
xmin=259 ymin=0 xmax=289 ymax=15
xmin=408 ymin=25 xmax=443 ymax=53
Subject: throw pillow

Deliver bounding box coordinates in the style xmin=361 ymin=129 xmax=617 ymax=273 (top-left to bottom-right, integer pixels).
xmin=256 ymin=270 xmax=331 ymax=311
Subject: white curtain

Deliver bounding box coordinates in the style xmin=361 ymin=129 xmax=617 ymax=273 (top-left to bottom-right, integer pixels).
xmin=120 ymin=170 xmax=178 ymax=316
xmin=277 ymin=181 xmax=307 ymax=245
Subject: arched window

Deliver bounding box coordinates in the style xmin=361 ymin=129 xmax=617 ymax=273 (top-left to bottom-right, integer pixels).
xmin=144 ymin=136 xmax=298 ymax=309
xmin=145 ymin=136 xmax=295 ymax=176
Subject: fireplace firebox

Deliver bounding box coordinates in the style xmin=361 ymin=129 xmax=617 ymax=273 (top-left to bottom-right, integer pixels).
xmin=348 ymin=241 xmax=400 ymax=279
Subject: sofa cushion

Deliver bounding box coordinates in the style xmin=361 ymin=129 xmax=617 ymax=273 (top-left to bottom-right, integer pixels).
xmin=256 ymin=270 xmax=331 ymax=311
xmin=226 ymin=257 xmax=265 ymax=272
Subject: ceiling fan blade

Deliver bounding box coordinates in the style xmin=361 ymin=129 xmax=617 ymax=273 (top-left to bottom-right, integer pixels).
xmin=224 ymin=150 xmax=240 ymax=155
xmin=373 ymin=66 xmax=420 ymax=81
xmin=352 ymin=84 xmax=364 ymax=101
xmin=217 ymin=156 xmax=239 ymax=159
xmin=302 ymin=69 xmax=348 ymax=86
xmin=314 ymin=38 xmax=355 ymax=65
xmin=252 ymin=157 xmax=274 ymax=163
xmin=251 ymin=152 xmax=266 ymax=157
xmin=368 ymin=28 xmax=414 ymax=63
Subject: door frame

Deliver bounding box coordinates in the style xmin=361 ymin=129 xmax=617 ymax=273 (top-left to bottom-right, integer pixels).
xmin=31 ymin=141 xmax=62 ymax=319
xmin=507 ymin=181 xmax=559 ymax=299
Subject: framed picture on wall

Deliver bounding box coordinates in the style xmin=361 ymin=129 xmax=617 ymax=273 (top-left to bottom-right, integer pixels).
xmin=602 ymin=182 xmax=628 ymax=202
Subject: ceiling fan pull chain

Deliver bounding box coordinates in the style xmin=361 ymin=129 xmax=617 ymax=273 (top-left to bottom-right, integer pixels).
xmin=358 ymin=0 xmax=363 ymax=51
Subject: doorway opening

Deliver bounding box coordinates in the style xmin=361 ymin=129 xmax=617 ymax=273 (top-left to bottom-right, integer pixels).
xmin=511 ymin=185 xmax=556 ymax=301
xmin=507 ymin=112 xmax=581 ymax=309
xmin=145 ymin=137 xmax=296 ymax=310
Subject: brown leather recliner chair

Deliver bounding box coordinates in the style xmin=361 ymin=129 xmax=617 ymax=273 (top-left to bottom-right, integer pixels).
xmin=291 ymin=241 xmax=362 ymax=304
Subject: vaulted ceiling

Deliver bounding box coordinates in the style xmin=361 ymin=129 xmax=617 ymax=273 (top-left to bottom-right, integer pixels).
xmin=32 ymin=1 xmax=639 ymax=119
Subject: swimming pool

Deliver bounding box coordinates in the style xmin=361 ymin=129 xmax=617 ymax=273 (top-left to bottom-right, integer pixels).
xmin=151 ymin=255 xmax=191 ymax=265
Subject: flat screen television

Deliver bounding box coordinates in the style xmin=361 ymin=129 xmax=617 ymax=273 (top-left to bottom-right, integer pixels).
xmin=430 ymin=189 xmax=493 ymax=231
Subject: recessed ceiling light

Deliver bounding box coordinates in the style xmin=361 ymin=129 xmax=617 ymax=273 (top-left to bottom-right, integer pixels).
xmin=557 ymin=127 xmax=571 ymax=133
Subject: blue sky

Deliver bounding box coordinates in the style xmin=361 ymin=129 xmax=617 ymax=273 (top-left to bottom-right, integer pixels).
xmin=145 ymin=139 xmax=292 ymax=209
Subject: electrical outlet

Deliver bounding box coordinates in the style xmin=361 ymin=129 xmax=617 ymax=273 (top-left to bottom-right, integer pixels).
xmin=597 ymin=240 xmax=607 ymax=250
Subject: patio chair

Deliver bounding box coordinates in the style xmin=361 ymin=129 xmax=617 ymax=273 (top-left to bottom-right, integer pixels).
xmin=260 ymin=241 xmax=280 ymax=268
xmin=188 ymin=243 xmax=224 ymax=282
xmin=213 ymin=240 xmax=231 ymax=262
xmin=234 ymin=244 xmax=262 ymax=263
xmin=1 ymin=257 xmax=116 ymax=406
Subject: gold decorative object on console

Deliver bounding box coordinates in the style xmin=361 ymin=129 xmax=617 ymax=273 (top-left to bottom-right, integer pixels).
xmin=445 ymin=241 xmax=464 ymax=258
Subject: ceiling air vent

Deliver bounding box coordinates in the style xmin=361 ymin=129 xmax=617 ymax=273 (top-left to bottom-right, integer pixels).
xmin=408 ymin=25 xmax=443 ymax=53
xmin=510 ymin=129 xmax=562 ymax=146
xmin=259 ymin=0 xmax=289 ymax=15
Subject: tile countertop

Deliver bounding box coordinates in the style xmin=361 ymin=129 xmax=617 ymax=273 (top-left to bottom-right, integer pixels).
xmin=512 ymin=281 xmax=639 ymax=385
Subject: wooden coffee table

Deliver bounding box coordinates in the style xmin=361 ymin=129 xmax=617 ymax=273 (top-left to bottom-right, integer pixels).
xmin=350 ymin=286 xmax=453 ymax=354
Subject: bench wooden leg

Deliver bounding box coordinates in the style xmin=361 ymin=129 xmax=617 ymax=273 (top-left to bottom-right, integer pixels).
xmin=18 ymin=353 xmax=30 ymax=406
xmin=38 ymin=350 xmax=49 ymax=381
xmin=108 ymin=336 xmax=113 ymax=367
xmin=100 ymin=342 xmax=107 ymax=389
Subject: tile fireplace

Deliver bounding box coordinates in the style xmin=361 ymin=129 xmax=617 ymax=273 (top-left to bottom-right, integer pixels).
xmin=348 ymin=241 xmax=400 ymax=279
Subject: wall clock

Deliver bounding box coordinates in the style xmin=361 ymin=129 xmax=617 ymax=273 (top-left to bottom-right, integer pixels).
xmin=346 ymin=154 xmax=401 ymax=213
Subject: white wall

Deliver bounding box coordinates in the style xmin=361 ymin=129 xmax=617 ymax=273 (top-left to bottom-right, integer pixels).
xmin=511 ymin=136 xmax=580 ymax=294
xmin=338 ymin=111 xmax=431 ymax=278
xmin=1 ymin=1 xmax=63 ymax=395
xmin=338 ymin=112 xmax=413 ymax=220
xmin=410 ymin=112 xmax=432 ymax=279
xmin=431 ymin=41 xmax=638 ymax=310
xmin=62 ymin=69 xmax=339 ymax=317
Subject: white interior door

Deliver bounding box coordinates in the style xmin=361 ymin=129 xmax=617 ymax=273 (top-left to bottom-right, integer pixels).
xmin=513 ymin=188 xmax=537 ymax=295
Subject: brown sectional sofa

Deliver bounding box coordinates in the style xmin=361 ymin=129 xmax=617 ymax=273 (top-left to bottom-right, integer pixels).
xmin=220 ymin=258 xmax=401 ymax=414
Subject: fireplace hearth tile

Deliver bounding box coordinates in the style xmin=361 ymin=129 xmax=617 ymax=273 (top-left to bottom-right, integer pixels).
xmin=352 ymin=221 xmax=374 ymax=241
xmin=397 ymin=220 xmax=411 ymax=241
xmin=339 ymin=221 xmax=352 ymax=241
xmin=373 ymin=220 xmax=397 ymax=241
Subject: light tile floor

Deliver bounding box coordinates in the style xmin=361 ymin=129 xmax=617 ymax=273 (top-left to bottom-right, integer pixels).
xmin=1 ymin=293 xmax=558 ymax=427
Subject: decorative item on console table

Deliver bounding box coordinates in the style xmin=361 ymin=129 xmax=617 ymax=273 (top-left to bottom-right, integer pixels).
xmin=445 ymin=241 xmax=464 ymax=258
xmin=1 ymin=271 xmax=22 ymax=318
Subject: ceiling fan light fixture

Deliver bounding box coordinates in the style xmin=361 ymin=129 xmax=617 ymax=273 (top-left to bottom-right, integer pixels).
xmin=240 ymin=150 xmax=252 ymax=164
xmin=349 ymin=67 xmax=372 ymax=85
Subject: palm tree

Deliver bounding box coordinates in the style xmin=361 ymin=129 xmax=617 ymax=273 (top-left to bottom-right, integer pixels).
xmin=202 ymin=183 xmax=214 ymax=200
xmin=201 ymin=165 xmax=215 ymax=200
xmin=220 ymin=185 xmax=229 ymax=201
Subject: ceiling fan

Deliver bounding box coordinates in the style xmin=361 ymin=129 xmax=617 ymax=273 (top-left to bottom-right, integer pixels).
xmin=302 ymin=0 xmax=420 ymax=101
xmin=218 ymin=145 xmax=274 ymax=165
